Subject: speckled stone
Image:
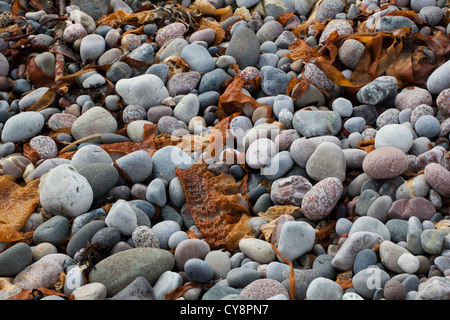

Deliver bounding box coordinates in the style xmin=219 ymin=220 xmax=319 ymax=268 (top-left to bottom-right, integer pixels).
xmin=362 ymin=147 xmax=409 ymax=179
xmin=303 ymin=63 xmax=334 ymax=92
xmin=302 ymin=177 xmax=343 ymax=221
xmin=424 ymin=163 xmax=450 ymax=198
xmin=240 ymin=279 xmax=289 ymax=300
xmin=319 ymin=19 xmax=353 ymax=44
xmin=394 ymin=87 xmax=433 ymax=111
xmin=29 ymin=135 xmax=58 ymax=159
xmin=155 ymin=22 xmax=187 ymax=47
xmin=436 ymin=88 xmax=450 ymax=116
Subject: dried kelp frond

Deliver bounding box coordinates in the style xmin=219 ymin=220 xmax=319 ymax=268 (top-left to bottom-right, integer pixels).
xmin=176 ymin=163 xmax=253 ymax=251
xmin=0 ymin=176 xmax=40 ymax=243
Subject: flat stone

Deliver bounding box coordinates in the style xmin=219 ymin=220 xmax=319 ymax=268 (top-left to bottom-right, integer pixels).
xmin=292 ymin=110 xmax=342 ymax=138
xmin=88 ymin=248 xmax=175 ymax=297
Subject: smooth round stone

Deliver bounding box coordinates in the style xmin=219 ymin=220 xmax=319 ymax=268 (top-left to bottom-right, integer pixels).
xmin=168 ymin=177 xmax=185 ymax=208
xmin=331 ymin=97 xmax=353 ymax=117
xmin=260 ymin=66 xmax=291 ymax=96
xmin=79 ymin=34 xmax=105 ymax=63
xmin=306 ymin=277 xmax=344 ymax=300
xmin=316 ymin=0 xmax=345 ymax=22
xmin=32 ymin=242 xmax=58 ymax=261
xmin=91 ymin=226 xmax=122 ymax=251
xmin=410 ymin=0 xmax=436 ymax=11
xmin=78 ymin=163 xmax=119 ymax=200
xmin=184 ymin=258 xmax=214 ymax=283
xmin=146 ymin=178 xmax=166 ymax=207
xmin=424 ymin=163 xmax=450 ymax=198
xmin=226 ymin=267 xmax=261 ymax=288
xmin=181 ymin=44 xmax=215 ymax=74
xmin=246 ymin=138 xmax=277 ymax=170
xmin=256 ymin=20 xmax=283 ymax=43
xmin=125 ymin=120 xmax=154 ymax=143
xmin=204 ymin=250 xmax=231 ymax=280
xmin=146 ymin=63 xmax=170 ymax=84
xmin=303 ymin=63 xmax=334 ymax=92
xmin=394 ymin=86 xmax=432 ymax=111
xmin=18 ymin=87 xmax=50 ymax=111
xmin=349 ymin=216 xmax=391 ymax=240
xmin=71 ymin=107 xmax=117 ymax=141
xmin=419 ymin=6 xmax=443 ymax=25
xmin=302 ymin=177 xmax=343 ymax=221
xmin=153 ymin=271 xmax=182 ymax=300
xmin=0 ymin=243 xmax=33 ymax=277
xmin=116 ymin=74 xmax=169 ymax=109
xmin=290 ymin=138 xmax=317 ymax=168
xmin=379 ymin=240 xmax=410 ymax=273
xmin=375 ymin=124 xmax=414 ymax=152
xmin=353 ymin=248 xmax=378 ymax=275
xmin=260 ymin=151 xmax=294 ymax=180
xmin=174 ymin=239 xmax=211 ymax=270
xmin=105 ymin=61 xmax=132 ymax=83
xmin=132 ymin=226 xmax=160 ymax=248
xmin=306 ymin=142 xmax=346 ymax=182
xmin=336 ymin=218 xmax=353 ymax=237
xmin=173 ymin=93 xmax=199 ymax=124
xmin=39 ymin=164 xmax=93 ymax=218
xmin=198 ymin=68 xmax=233 ymax=93
xmin=385 ymin=219 xmax=408 ymax=243
xmin=151 ymin=146 xmax=194 ymax=182
xmin=338 ymin=39 xmax=365 ymax=69
xmin=72 ymin=282 xmax=108 ymax=300
xmin=242 ymin=123 xmax=280 ymax=150
xmin=384 ymin=279 xmax=406 ymax=300
xmin=343 ymin=149 xmax=368 ymax=170
xmin=151 ymin=220 xmax=181 ymax=250
xmin=434 ymin=256 xmax=450 ymax=275
xmin=115 ymin=150 xmax=153 ymax=184
xmin=147 ymin=106 xmax=173 ymax=123
xmin=33 ymin=215 xmax=70 ymax=246
xmin=238 ymin=238 xmax=276 ymax=264
xmin=362 ymin=147 xmax=409 ymax=179
xmin=88 ymin=248 xmax=175 ymax=297
xmin=29 ymin=135 xmax=58 ymax=159
xmin=168 ymin=231 xmax=189 ymax=250
xmin=421 ymin=229 xmax=445 ymax=254
xmin=1 ymin=111 xmax=45 ymax=143
xmin=155 ymin=22 xmax=187 ymax=47
xmin=414 ymin=115 xmax=440 ymax=138
xmin=225 ymin=27 xmax=260 ymax=69
xmin=342 ymin=292 xmax=364 ymax=300
xmin=436 ymin=88 xmax=450 ymax=116
xmin=63 ymin=23 xmax=87 ymax=43
xmin=270 ymin=175 xmax=312 ymax=206
xmin=397 ymin=252 xmax=420 ymax=273
xmin=241 ymin=279 xmax=289 ymax=300
xmin=229 ymin=115 xmax=253 ymax=145
xmin=166 ymin=71 xmax=201 ymax=97
xmin=66 ymin=220 xmax=106 ymax=257
xmin=104 ymin=200 xmax=151 ymax=236
xmin=312 ymin=254 xmax=336 ymax=280
xmin=70 ymin=145 xmax=112 ymax=170
xmin=352 ymin=266 xmax=391 ymax=299
xmin=402 ymin=274 xmax=420 ymax=292
xmin=427 ymin=59 xmax=450 ymax=95
xmin=277 ymin=221 xmax=315 ymax=262
xmin=331 ymin=232 xmax=384 ymax=271
xmin=292 ymin=110 xmax=342 ymax=138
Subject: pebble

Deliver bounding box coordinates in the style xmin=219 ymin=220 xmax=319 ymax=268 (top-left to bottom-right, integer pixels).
xmin=0 ymin=243 xmax=33 ymax=277
xmin=305 ymin=141 xmax=346 ymax=182
xmin=277 ymin=221 xmax=315 ymax=262
xmin=238 ymin=238 xmax=276 ymax=264
xmin=362 ymin=147 xmax=409 ymax=179
xmin=302 ymin=177 xmax=343 ymax=221
xmin=306 ymin=277 xmax=344 ymax=300
xmin=240 ymin=279 xmax=289 ymax=300
xmin=88 ymin=248 xmax=175 ymax=297
xmin=71 ymin=106 xmax=118 ymax=141
xmin=0 ymin=0 xmax=449 ymax=302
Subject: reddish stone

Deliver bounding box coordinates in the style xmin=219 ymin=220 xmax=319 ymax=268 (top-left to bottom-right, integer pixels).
xmin=388 ymin=197 xmax=436 ymax=221
xmin=362 ymin=147 xmax=409 ymax=179
xmin=415 ymin=146 xmax=450 ymax=171
xmin=424 ymin=163 xmax=450 ymax=198
xmin=302 ymin=177 xmax=343 ymax=221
